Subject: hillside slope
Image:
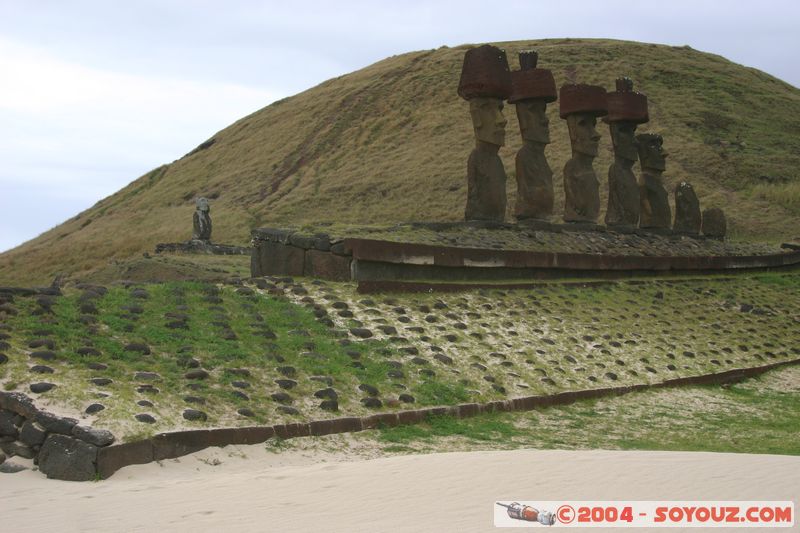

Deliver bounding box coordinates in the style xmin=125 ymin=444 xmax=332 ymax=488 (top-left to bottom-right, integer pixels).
xmin=2 ymin=38 xmax=799 ymax=285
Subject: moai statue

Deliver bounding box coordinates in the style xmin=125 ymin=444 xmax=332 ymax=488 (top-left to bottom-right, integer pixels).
xmin=702 ymin=207 xmax=727 ymax=239
xmin=673 ymin=182 xmax=701 ymax=235
xmin=637 ymin=133 xmax=672 ymax=229
xmin=508 ymin=51 xmax=557 ymax=221
xmin=192 ymin=197 xmax=212 ymax=242
xmin=604 ymin=78 xmax=648 ymax=228
xmin=458 ymin=45 xmax=512 ymax=222
xmin=559 ymin=81 xmax=608 ymax=223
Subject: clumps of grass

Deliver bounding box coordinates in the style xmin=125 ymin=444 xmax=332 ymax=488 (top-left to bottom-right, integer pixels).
xmin=378 ymin=414 xmax=524 ymax=444
xmin=413 ymin=381 xmax=470 ymax=406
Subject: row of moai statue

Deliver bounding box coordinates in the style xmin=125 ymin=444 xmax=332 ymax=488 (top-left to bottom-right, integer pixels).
xmin=458 ymin=45 xmax=727 ymax=238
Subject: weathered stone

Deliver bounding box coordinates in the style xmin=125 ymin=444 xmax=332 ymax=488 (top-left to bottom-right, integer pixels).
xmin=560 ymin=83 xmax=607 ymax=222
xmin=361 ymin=397 xmax=383 ymax=408
xmin=0 ymin=354 xmax=7 ymax=365
xmin=30 ymin=365 xmax=54 ymax=374
xmin=184 ymin=369 xmax=210 ymax=380
xmin=183 ymin=409 xmax=208 ymax=422
xmin=319 ymin=400 xmax=339 ymax=412
xmin=30 ymin=350 xmax=57 ymax=361
xmin=72 ymin=425 xmax=115 ymax=447
xmin=0 ymin=461 xmax=28 ymax=473
xmin=637 ymin=133 xmax=671 ymax=229
xmin=398 ymin=393 xmax=416 ymax=403
xmin=702 ymin=208 xmax=727 ymax=239
xmin=270 ymin=392 xmax=293 ymax=404
xmin=313 ymin=388 xmax=338 ymax=401
xmin=90 ymin=377 xmax=113 ymax=386
xmin=0 ymin=411 xmax=18 ymax=437
xmin=434 ymin=353 xmax=454 ymax=365
xmin=30 ymin=382 xmax=56 ymax=394
xmin=97 ymin=440 xmax=154 ymax=479
xmin=136 ymin=400 xmax=154 ymax=408
xmin=358 ymin=384 xmax=379 ymax=396
xmin=673 ymin=182 xmax=701 ymax=234
xmin=28 ymin=338 xmax=56 ymax=350
xmin=251 ymin=241 xmax=305 ymax=278
xmin=276 ymin=405 xmax=300 ymax=415
xmin=85 ymin=403 xmax=106 ymax=415
xmin=237 ymin=408 xmax=256 ymax=417
xmin=192 ymin=197 xmax=212 ymax=241
xmin=19 ymin=420 xmax=47 ymax=447
xmin=1 ymin=440 xmax=35 ymax=459
xmin=124 ymin=342 xmax=151 ymax=355
xmin=275 ymin=379 xmax=297 ymax=390
xmin=349 ymin=327 xmax=373 ymax=339
xmin=135 ymin=413 xmax=157 ymax=424
xmin=36 ymin=411 xmax=77 ymax=435
xmin=304 ymin=250 xmax=352 ymax=281
xmin=77 ymin=346 xmax=102 ymax=356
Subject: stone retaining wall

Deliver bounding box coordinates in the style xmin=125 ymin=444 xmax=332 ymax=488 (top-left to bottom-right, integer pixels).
xmin=8 ymin=358 xmax=796 ymax=481
xmin=154 ymin=241 xmax=250 ymax=255
xmin=0 ymin=392 xmax=116 ymax=481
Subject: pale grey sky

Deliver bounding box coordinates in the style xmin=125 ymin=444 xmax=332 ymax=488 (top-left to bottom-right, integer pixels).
xmin=1 ymin=0 xmax=798 ymax=252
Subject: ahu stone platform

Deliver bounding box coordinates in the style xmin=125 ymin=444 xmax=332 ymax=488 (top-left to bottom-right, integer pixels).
xmin=251 ymin=223 xmax=800 ymax=291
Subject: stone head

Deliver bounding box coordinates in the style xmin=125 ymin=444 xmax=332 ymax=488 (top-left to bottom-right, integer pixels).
xmin=636 ymin=133 xmax=668 ymax=171
xmin=196 ymin=197 xmax=210 ymax=212
xmin=515 ymin=99 xmax=550 ymax=144
xmin=566 ymin=113 xmax=601 ymax=157
xmin=609 ymin=121 xmax=639 ymax=162
xmin=470 ymin=96 xmax=507 ymax=146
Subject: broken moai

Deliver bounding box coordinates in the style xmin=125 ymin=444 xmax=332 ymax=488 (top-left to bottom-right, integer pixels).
xmin=702 ymin=207 xmax=727 ymax=239
xmin=559 ymin=81 xmax=607 ymax=223
xmin=637 ymin=133 xmax=672 ymax=230
xmin=192 ymin=197 xmax=212 ymax=242
xmin=604 ymin=78 xmax=648 ymax=228
xmin=459 ymin=45 xmax=512 ymax=222
xmin=508 ymin=51 xmax=557 ymax=221
xmin=673 ymin=182 xmax=702 ymax=234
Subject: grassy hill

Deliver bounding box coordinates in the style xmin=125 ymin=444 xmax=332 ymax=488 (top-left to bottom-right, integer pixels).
xmin=2 ymin=38 xmax=799 ymax=285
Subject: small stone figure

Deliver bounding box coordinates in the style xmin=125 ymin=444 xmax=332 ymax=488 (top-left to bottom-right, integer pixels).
xmin=702 ymin=207 xmax=727 ymax=239
xmin=192 ymin=197 xmax=212 ymax=242
xmin=604 ymin=78 xmax=648 ymax=228
xmin=559 ymin=82 xmax=607 ymax=223
xmin=673 ymin=182 xmax=701 ymax=235
xmin=508 ymin=51 xmax=557 ymax=221
xmin=458 ymin=44 xmax=512 ymax=222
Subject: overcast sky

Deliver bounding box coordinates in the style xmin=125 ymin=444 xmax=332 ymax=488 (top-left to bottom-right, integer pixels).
xmin=1 ymin=1 xmax=798 ymax=253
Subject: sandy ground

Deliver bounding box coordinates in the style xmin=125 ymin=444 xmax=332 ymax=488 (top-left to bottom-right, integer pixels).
xmin=1 ymin=446 xmax=797 ymax=533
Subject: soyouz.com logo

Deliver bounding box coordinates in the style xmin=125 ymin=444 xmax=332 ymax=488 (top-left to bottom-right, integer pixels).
xmin=494 ymin=501 xmax=795 ymax=528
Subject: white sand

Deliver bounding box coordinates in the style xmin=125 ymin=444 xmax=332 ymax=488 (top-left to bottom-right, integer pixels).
xmin=1 ymin=447 xmax=797 ymax=532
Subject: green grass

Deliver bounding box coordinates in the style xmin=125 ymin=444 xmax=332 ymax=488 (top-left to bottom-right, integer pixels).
xmin=376 ymin=367 xmax=800 ymax=456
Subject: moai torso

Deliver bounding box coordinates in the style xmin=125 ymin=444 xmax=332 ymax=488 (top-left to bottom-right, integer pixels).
xmin=637 ymin=133 xmax=671 ymax=229
xmin=563 ymin=154 xmax=600 ymax=222
xmin=514 ymin=142 xmax=553 ymax=219
xmin=465 ymin=141 xmax=507 ymax=221
xmin=192 ymin=197 xmax=212 ymax=241
xmin=605 ymin=158 xmax=640 ymax=227
xmin=673 ymin=182 xmax=701 ymax=234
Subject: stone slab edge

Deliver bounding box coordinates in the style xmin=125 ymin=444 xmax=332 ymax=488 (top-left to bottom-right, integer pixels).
xmin=96 ymin=357 xmax=800 ymax=480
xmin=344 ymin=238 xmax=800 ymax=272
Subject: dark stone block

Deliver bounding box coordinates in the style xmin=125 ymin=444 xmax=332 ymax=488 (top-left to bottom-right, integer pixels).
xmin=362 ymin=413 xmax=399 ymax=429
xmin=85 ymin=403 xmax=105 ymax=415
xmin=30 ymin=382 xmax=56 ymax=394
xmin=36 ymin=411 xmax=77 ymax=435
xmin=97 ymin=439 xmax=154 ymax=479
xmin=30 ymin=350 xmax=57 ymax=361
xmin=183 ymin=409 xmax=208 ymax=422
xmin=304 ymin=250 xmax=351 ymax=281
xmin=38 ymin=434 xmax=98 ymax=481
xmin=72 ymin=425 xmax=115 ymax=447
xmin=0 ymin=411 xmax=18 ymax=437
xmin=309 ymin=419 xmax=336 ymax=437
xmin=252 ymin=241 xmax=305 ymax=277
xmin=30 ymin=365 xmax=54 ymax=374
xmin=1 ymin=440 xmax=35 ymax=459
xmin=19 ymin=420 xmax=47 ymax=447
xmin=330 ymin=417 xmax=363 ymax=433
xmin=152 ymin=431 xmax=209 ymax=460
xmin=135 ymin=413 xmax=157 ymax=424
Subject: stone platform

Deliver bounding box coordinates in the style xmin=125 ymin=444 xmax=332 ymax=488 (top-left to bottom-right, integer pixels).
xmin=250 ymin=223 xmax=800 ymax=291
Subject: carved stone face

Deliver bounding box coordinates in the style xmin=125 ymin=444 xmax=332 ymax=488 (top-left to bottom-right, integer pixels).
xmin=609 ymin=122 xmax=639 ymax=162
xmin=515 ymin=99 xmax=550 ymax=144
xmin=196 ymin=197 xmax=210 ymax=212
xmin=566 ymin=113 xmax=601 ymax=157
xmin=470 ymin=96 xmax=507 ymax=146
xmin=637 ymin=135 xmax=668 ymax=171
